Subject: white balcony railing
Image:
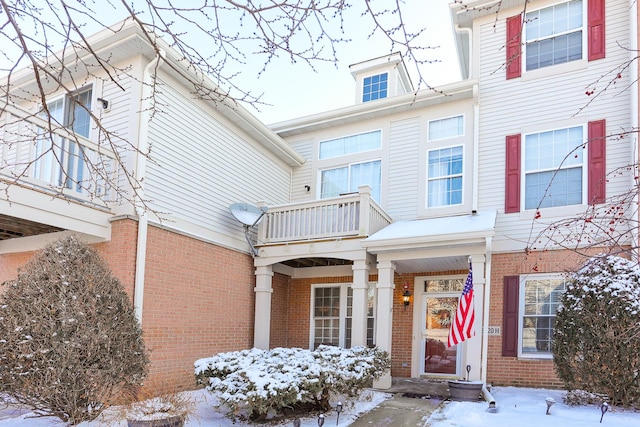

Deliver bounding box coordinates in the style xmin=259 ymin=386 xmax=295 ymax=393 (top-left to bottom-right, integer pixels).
xmin=258 ymin=186 xmax=392 ymax=245
xmin=1 ymin=103 xmax=117 ymax=205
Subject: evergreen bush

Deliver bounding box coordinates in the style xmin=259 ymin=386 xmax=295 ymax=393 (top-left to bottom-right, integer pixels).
xmin=553 ymin=255 xmax=640 ymax=407
xmin=0 ymin=235 xmax=149 ymax=424
xmin=194 ymin=345 xmax=390 ymax=421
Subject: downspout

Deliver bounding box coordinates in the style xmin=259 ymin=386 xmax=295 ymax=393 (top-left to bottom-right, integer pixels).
xmin=472 ymin=85 xmax=480 ymax=213
xmin=454 ymin=25 xmax=473 ymax=79
xmin=134 ymin=50 xmax=166 ymax=323
xmin=630 ymin=0 xmax=639 ymax=263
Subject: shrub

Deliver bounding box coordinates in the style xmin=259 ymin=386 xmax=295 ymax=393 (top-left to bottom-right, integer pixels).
xmin=553 ymin=255 xmax=640 ymax=407
xmin=194 ymin=345 xmax=390 ymax=421
xmin=0 ymin=235 xmax=149 ymax=424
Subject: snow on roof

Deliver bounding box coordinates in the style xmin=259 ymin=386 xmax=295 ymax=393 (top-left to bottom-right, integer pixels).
xmin=364 ymin=210 xmax=496 ymax=248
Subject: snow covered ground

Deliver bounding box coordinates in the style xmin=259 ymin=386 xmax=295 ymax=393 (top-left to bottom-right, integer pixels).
xmin=1 ymin=386 xmax=639 ymax=426
xmin=432 ymin=387 xmax=639 ymax=427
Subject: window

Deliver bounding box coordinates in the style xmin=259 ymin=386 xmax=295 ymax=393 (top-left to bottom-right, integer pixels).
xmin=34 ymin=87 xmax=92 ymax=192
xmin=519 ymin=275 xmax=567 ymax=356
xmin=319 ymin=131 xmax=381 ymax=159
xmin=345 ymin=286 xmax=375 ymax=348
xmin=427 ymin=146 xmax=463 ymax=207
xmin=312 ymin=284 xmax=375 ymax=350
xmin=506 ymin=0 xmax=604 ymax=79
xmin=362 ymin=73 xmax=388 ymax=102
xmin=504 ymin=120 xmax=606 ymax=213
xmin=320 ymin=160 xmax=381 ymax=201
xmin=428 ymin=115 xmax=464 ymax=141
xmin=524 ymin=126 xmax=583 ymax=210
xmin=525 ymin=0 xmax=583 ymax=71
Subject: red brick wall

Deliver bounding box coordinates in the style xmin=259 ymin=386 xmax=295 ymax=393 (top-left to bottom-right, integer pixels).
xmin=140 ymin=224 xmax=256 ymax=391
xmin=392 ymin=274 xmax=416 ymax=378
xmin=0 ymin=252 xmax=33 ymax=284
xmin=0 ymin=219 xmax=257 ymax=392
xmin=270 ymin=272 xmax=290 ymax=348
xmin=487 ymin=250 xmax=591 ymax=388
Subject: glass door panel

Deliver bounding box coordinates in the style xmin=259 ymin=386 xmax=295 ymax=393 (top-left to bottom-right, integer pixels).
xmin=422 ymin=296 xmax=458 ymax=375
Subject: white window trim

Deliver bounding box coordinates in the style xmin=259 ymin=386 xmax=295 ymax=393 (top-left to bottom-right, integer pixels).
xmin=362 ymin=72 xmax=389 ymax=102
xmin=425 ymin=144 xmax=464 ymax=209
xmin=427 ymin=114 xmax=465 ymax=142
xmin=309 ymin=283 xmax=375 ymax=350
xmin=317 ymin=158 xmax=382 ymax=200
xmin=517 ymin=273 xmax=566 ymax=359
xmin=318 ymin=129 xmax=383 ymax=161
xmin=520 ymin=123 xmax=588 ymax=212
xmin=522 ymin=0 xmax=587 ymax=75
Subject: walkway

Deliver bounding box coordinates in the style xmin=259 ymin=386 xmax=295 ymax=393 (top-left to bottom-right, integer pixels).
xmin=350 ymin=378 xmax=450 ymax=426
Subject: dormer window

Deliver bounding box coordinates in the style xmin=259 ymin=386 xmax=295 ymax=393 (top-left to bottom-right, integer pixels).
xmin=362 ymin=73 xmax=388 ymax=102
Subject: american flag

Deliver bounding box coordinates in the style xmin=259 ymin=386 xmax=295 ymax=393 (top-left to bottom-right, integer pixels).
xmin=447 ymin=263 xmax=475 ymax=347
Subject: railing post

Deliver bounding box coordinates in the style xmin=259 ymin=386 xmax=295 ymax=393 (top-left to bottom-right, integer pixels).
xmin=256 ymin=200 xmax=268 ymax=248
xmin=358 ymin=185 xmax=372 ymax=236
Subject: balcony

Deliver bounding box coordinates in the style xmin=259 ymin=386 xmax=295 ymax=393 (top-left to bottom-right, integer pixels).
xmin=0 ymin=103 xmax=117 ymax=246
xmin=1 ymin=103 xmax=117 ymax=205
xmin=258 ymin=186 xmax=392 ymax=246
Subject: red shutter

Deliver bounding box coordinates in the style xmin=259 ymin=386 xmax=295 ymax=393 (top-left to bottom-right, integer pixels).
xmin=506 ymin=14 xmax=522 ymax=79
xmin=502 ymin=276 xmax=520 ymax=357
xmin=588 ymin=0 xmax=605 ymax=61
xmin=505 ymin=134 xmax=521 ymax=213
xmin=588 ymin=119 xmax=606 ymax=204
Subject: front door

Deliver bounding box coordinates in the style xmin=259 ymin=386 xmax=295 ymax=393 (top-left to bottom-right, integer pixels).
xmin=419 ymin=277 xmax=465 ymax=376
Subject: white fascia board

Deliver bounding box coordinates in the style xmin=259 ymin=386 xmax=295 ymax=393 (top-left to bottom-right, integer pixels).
xmin=270 ymin=79 xmax=477 ymax=136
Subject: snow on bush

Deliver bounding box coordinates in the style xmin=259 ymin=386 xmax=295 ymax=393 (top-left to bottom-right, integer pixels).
xmin=553 ymin=255 xmax=640 ymax=407
xmin=0 ymin=236 xmax=149 ymax=425
xmin=194 ymin=345 xmax=390 ymax=421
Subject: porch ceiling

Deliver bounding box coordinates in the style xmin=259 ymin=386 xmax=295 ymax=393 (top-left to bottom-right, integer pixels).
xmin=280 ymin=257 xmax=352 ymax=268
xmin=0 ymin=214 xmax=64 ymax=240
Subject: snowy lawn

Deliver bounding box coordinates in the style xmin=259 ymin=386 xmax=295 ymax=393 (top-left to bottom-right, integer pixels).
xmin=2 ymin=386 xmax=639 ymax=426
xmin=0 ymin=388 xmax=389 ymax=426
xmin=430 ymin=387 xmax=639 ymax=427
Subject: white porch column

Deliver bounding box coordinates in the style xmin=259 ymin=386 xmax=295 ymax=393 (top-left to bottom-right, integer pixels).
xmin=374 ymin=260 xmax=396 ymax=389
xmin=254 ymin=265 xmax=273 ymax=349
xmin=351 ymin=259 xmax=370 ymax=347
xmin=466 ymin=254 xmax=486 ymax=381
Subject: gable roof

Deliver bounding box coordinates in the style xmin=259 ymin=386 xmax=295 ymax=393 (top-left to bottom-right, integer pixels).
xmin=4 ymin=19 xmax=305 ymax=167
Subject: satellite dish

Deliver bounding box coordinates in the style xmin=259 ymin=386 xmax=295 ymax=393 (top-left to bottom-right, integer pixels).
xmin=229 ymin=203 xmax=267 ymax=227
xmin=229 ymin=203 xmax=268 ymax=256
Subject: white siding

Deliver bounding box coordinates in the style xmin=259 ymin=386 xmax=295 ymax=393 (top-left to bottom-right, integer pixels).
xmin=386 ymin=117 xmax=420 ymax=219
xmin=144 ymin=76 xmax=291 ymax=252
xmin=290 ymin=139 xmax=314 ymax=201
xmin=99 ymin=64 xmax=139 ymax=212
xmin=474 ymin=0 xmax=632 ymax=252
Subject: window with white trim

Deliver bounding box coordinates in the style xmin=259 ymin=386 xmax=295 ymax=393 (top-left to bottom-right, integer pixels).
xmin=319 ymin=131 xmax=381 ymax=160
xmin=312 ymin=284 xmax=375 ymax=350
xmin=428 ymin=115 xmax=464 ymax=141
xmin=519 ymin=274 xmax=567 ymax=357
xmin=427 ymin=146 xmax=463 ymax=207
xmin=525 ymin=0 xmax=583 ymax=71
xmin=524 ymin=125 xmax=584 ymax=210
xmin=34 ymin=86 xmax=92 ymax=192
xmin=320 ymin=160 xmax=381 ymax=202
xmin=362 ymin=73 xmax=388 ymax=102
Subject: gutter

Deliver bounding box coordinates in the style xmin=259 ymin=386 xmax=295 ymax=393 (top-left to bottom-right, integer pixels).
xmin=133 ymin=49 xmax=166 ymax=324
xmin=630 ymin=0 xmax=639 ymax=263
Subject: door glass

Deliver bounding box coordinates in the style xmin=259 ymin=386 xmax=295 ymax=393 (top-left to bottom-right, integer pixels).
xmin=424 ymin=296 xmax=458 ymax=375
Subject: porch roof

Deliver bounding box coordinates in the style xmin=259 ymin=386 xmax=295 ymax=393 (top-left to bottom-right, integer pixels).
xmin=362 ymin=210 xmax=497 ymax=253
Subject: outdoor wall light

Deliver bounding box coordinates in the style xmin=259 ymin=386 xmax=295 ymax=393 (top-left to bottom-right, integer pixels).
xmin=402 ymin=283 xmax=411 ymax=310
